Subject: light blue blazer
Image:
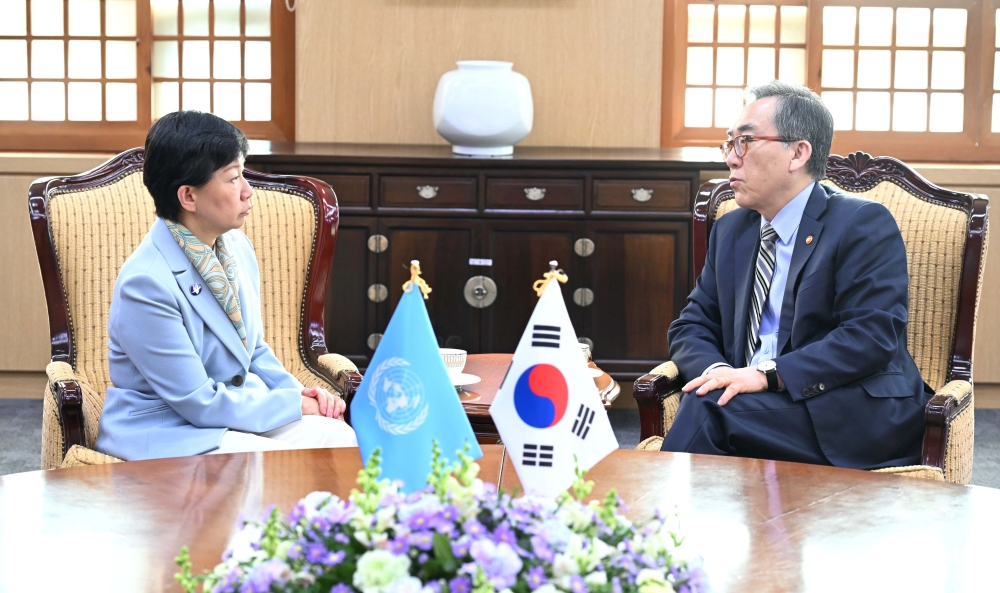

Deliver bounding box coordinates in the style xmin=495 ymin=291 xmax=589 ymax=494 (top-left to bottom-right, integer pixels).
xmin=96 ymin=218 xmax=303 ymax=460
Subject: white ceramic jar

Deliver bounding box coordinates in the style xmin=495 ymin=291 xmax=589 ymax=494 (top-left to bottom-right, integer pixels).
xmin=433 ymin=61 xmax=533 ymax=156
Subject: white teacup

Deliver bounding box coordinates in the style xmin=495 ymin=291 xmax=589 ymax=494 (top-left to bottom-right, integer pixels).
xmin=439 ymin=348 xmax=467 ymax=379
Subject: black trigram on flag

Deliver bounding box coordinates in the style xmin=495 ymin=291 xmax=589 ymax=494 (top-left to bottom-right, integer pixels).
xmin=532 ymin=324 xmax=560 ymax=348
xmin=571 ymin=404 xmax=596 ymax=440
xmin=523 ymin=443 xmax=554 ymax=467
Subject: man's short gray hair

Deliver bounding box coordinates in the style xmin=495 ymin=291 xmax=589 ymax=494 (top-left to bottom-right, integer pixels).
xmin=745 ymin=81 xmax=834 ymax=179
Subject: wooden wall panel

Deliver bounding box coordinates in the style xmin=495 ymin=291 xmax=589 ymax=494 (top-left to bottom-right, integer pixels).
xmin=295 ymin=0 xmax=664 ymax=148
xmin=0 ymin=175 xmax=55 ymax=371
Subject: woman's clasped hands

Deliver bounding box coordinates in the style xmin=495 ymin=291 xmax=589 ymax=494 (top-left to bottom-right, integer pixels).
xmin=301 ymin=386 xmax=346 ymax=419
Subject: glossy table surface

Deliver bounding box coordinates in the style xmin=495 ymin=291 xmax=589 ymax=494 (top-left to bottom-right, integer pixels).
xmin=2 ymin=446 xmax=999 ymax=592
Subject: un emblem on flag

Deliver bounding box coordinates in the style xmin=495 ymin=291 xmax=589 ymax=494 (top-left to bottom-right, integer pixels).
xmin=368 ymin=357 xmax=430 ymax=435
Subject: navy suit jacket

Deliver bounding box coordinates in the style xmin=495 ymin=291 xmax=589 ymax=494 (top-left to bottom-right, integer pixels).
xmin=668 ymin=183 xmax=929 ymax=469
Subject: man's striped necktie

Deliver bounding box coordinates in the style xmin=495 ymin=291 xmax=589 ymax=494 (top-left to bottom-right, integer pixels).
xmin=745 ymin=223 xmax=778 ymax=367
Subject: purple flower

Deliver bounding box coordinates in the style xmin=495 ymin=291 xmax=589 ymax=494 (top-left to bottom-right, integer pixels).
xmin=422 ymin=582 xmax=442 ymax=593
xmin=389 ymin=538 xmax=408 ymax=555
xmin=418 ymin=552 xmax=429 ymax=564
xmin=492 ymin=523 xmax=517 ymax=547
xmin=287 ymin=543 xmax=303 ymax=560
xmin=611 ymin=576 xmax=623 ymax=593
xmin=330 ymin=584 xmax=353 ymax=593
xmin=440 ymin=505 xmax=460 ymax=523
xmin=334 ymin=533 xmax=350 ymax=544
xmin=526 ymin=566 xmax=547 ymax=590
xmin=463 ymin=520 xmax=486 ymax=537
xmin=306 ymin=543 xmax=329 ymax=563
xmin=530 ymin=535 xmax=555 ymax=563
xmin=409 ymin=531 xmax=434 ymax=551
xmin=449 ymin=576 xmax=471 ymax=593
xmin=452 ymin=538 xmax=471 ymax=558
xmin=239 ymin=559 xmax=288 ymax=593
xmin=569 ymin=575 xmax=587 ymax=593
xmin=469 ymin=539 xmax=523 ymax=589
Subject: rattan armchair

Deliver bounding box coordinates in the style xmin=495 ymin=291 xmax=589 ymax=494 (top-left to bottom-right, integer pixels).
xmin=633 ymin=153 xmax=989 ymax=484
xmin=29 ymin=148 xmax=363 ymax=469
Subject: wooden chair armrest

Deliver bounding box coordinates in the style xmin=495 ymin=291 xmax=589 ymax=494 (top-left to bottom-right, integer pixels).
xmin=634 ymin=361 xmax=684 ymax=442
xmin=315 ymin=353 xmax=363 ymax=424
xmin=49 ymin=378 xmax=85 ymax=457
xmin=921 ymin=380 xmax=973 ymax=471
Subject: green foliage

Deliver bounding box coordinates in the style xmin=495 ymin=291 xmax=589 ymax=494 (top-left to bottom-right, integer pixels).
xmin=174 ymin=546 xmax=205 ymax=593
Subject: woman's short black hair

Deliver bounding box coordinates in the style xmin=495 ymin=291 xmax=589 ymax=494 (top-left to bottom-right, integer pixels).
xmin=143 ymin=111 xmax=250 ymax=221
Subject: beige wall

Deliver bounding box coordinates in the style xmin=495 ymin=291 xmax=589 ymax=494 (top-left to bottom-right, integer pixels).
xmin=295 ymin=0 xmax=664 ymax=148
xmin=0 ymin=155 xmax=112 ymax=373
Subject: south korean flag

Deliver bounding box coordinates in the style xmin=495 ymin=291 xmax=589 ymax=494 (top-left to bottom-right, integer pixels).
xmin=489 ymin=273 xmax=618 ymax=498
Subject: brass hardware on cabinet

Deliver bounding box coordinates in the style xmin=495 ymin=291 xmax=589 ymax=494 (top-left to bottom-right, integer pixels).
xmin=524 ymin=187 xmax=547 ymax=201
xmin=573 ymin=287 xmax=594 ymax=307
xmin=574 ymin=238 xmax=595 ymax=257
xmin=367 ymin=234 xmax=388 ymax=253
xmin=367 ymin=284 xmax=388 ymax=303
xmin=367 ymin=333 xmax=383 ymax=350
xmin=416 ymin=185 xmax=439 ymax=199
xmin=463 ymin=276 xmax=498 ymax=308
xmin=631 ymin=188 xmax=654 ymax=202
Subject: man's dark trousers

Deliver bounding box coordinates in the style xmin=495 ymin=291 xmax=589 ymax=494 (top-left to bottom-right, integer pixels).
xmin=660 ymin=388 xmax=827 ymax=465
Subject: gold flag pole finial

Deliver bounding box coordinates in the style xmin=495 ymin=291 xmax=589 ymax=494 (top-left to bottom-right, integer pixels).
xmin=402 ymin=260 xmax=432 ymax=299
xmin=532 ymin=260 xmax=569 ymax=297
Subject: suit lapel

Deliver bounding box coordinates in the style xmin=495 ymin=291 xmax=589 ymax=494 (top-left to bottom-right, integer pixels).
xmin=777 ymin=184 xmax=829 ymax=355
xmin=732 ymin=212 xmax=762 ymax=367
xmin=151 ymin=219 xmax=251 ymax=366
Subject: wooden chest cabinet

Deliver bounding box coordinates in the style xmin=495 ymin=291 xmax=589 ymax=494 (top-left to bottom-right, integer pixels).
xmin=248 ymin=142 xmax=727 ymax=380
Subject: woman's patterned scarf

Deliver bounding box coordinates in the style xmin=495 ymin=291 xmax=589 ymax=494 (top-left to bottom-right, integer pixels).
xmin=165 ymin=220 xmax=248 ymax=350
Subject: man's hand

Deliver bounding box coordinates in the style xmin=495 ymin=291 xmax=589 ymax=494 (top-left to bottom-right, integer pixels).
xmin=682 ymin=366 xmax=768 ymax=406
xmin=301 ymin=386 xmax=346 ymax=418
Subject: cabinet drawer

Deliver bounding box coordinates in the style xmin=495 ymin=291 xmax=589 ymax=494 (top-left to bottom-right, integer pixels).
xmin=314 ymin=174 xmax=370 ymax=208
xmin=594 ymin=179 xmax=690 ymax=212
xmin=486 ymin=178 xmax=584 ymax=210
xmin=380 ymin=176 xmax=477 ymax=208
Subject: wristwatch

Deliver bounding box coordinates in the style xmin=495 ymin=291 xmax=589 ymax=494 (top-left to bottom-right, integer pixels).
xmin=756 ymin=359 xmax=779 ymax=391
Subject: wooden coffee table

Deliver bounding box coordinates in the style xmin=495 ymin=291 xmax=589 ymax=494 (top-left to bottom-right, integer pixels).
xmin=459 ymin=353 xmax=619 ymax=442
xmin=1 ymin=447 xmax=997 ymax=592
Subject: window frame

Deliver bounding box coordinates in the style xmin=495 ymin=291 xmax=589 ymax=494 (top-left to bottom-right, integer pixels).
xmin=0 ymin=0 xmax=294 ymax=151
xmin=662 ymin=0 xmax=998 ymax=162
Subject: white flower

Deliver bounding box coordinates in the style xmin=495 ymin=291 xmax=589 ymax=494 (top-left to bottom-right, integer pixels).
xmin=386 ymin=576 xmax=423 ymax=593
xmin=353 ymin=550 xmax=411 ymax=593
xmin=228 ymin=524 xmax=263 ymax=564
xmin=299 ymin=491 xmax=335 ymax=520
xmin=552 ymin=553 xmax=578 ymax=578
xmin=636 ymin=569 xmax=674 ymax=593
xmin=375 ymin=507 xmax=398 ymax=532
xmin=585 ymin=571 xmax=608 ymax=587
xmin=534 ymin=585 xmax=558 ymax=593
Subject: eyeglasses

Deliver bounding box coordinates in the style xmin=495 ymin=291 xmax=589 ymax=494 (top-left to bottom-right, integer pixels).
xmin=719 ymin=135 xmax=797 ymax=158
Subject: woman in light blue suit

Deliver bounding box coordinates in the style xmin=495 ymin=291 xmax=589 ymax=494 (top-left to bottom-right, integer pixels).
xmin=96 ymin=111 xmax=357 ymax=460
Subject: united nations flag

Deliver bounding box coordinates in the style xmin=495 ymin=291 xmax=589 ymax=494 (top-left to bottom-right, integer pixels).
xmin=350 ymin=262 xmax=482 ymax=492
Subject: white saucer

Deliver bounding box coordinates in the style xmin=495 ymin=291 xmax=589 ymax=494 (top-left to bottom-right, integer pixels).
xmin=450 ymin=372 xmax=481 ymax=387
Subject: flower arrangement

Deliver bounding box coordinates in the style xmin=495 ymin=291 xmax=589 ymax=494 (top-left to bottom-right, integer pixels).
xmin=176 ymin=443 xmax=708 ymax=593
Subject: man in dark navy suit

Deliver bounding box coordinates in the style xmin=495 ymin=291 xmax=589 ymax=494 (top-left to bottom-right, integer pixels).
xmin=661 ymin=81 xmax=930 ymax=469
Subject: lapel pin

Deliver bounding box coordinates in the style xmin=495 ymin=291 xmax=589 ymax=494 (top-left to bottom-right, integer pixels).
xmin=805 ymin=235 xmax=814 ymax=245
xmin=190 ymin=283 xmax=203 ymax=296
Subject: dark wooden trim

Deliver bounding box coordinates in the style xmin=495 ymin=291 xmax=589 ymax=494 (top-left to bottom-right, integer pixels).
xmin=51 ymin=380 xmax=85 ymax=455
xmin=634 ymin=372 xmax=681 ymax=442
xmin=921 ymin=389 xmax=973 ymax=469
xmin=686 ymin=151 xmax=990 ymax=474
